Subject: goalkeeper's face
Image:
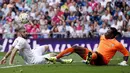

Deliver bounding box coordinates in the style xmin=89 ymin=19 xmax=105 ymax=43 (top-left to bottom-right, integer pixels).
xmin=105 ymin=27 xmax=118 ymax=39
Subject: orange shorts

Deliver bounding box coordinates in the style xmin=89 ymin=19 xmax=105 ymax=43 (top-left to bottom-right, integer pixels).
xmin=90 ymin=52 xmax=108 ymax=65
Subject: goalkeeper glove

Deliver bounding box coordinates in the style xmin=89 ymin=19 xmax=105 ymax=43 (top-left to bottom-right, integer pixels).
xmin=118 ymin=61 xmax=128 ymax=66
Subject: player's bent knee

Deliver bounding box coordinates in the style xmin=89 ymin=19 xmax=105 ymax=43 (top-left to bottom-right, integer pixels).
xmin=72 ymin=45 xmax=79 ymax=49
xmin=72 ymin=45 xmax=84 ymax=50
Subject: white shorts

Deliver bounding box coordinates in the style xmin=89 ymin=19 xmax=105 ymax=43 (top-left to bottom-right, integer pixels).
xmin=32 ymin=45 xmax=48 ymax=56
xmin=32 ymin=53 xmax=52 ymax=64
xmin=31 ymin=45 xmax=52 ymax=64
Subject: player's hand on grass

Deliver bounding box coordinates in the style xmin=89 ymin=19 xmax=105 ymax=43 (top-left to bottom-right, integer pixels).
xmin=0 ymin=57 xmax=6 ymax=64
xmin=9 ymin=62 xmax=13 ymax=65
xmin=118 ymin=61 xmax=128 ymax=66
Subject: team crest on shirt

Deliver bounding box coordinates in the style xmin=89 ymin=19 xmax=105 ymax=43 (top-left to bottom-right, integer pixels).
xmin=111 ymin=44 xmax=115 ymax=47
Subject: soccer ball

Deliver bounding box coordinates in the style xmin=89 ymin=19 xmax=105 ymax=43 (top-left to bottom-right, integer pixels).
xmin=19 ymin=13 xmax=29 ymax=24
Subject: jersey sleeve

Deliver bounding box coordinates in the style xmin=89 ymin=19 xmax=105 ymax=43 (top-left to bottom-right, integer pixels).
xmin=117 ymin=43 xmax=129 ymax=56
xmin=12 ymin=38 xmax=18 ymax=47
xmin=14 ymin=39 xmax=25 ymax=50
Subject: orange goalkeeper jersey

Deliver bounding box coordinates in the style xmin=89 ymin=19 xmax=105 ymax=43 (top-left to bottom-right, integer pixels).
xmin=96 ymin=35 xmax=129 ymax=64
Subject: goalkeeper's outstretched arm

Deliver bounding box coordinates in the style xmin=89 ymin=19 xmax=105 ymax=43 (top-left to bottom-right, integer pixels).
xmin=118 ymin=56 xmax=129 ymax=66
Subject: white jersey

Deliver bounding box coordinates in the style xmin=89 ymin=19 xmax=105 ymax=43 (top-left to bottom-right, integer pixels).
xmin=12 ymin=37 xmax=35 ymax=64
xmin=12 ymin=37 xmax=50 ymax=64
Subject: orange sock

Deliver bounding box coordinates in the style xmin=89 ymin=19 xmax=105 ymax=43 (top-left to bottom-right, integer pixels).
xmin=56 ymin=48 xmax=74 ymax=59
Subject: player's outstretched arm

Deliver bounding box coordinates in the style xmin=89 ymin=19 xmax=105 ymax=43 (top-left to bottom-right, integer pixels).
xmin=118 ymin=56 xmax=129 ymax=66
xmin=9 ymin=48 xmax=18 ymax=65
xmin=0 ymin=47 xmax=14 ymax=64
xmin=118 ymin=43 xmax=129 ymax=66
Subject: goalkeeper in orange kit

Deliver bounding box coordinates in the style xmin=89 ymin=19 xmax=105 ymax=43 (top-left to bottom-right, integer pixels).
xmin=47 ymin=27 xmax=129 ymax=66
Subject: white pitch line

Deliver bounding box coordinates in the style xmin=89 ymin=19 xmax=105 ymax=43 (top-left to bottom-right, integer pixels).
xmin=0 ymin=65 xmax=22 ymax=69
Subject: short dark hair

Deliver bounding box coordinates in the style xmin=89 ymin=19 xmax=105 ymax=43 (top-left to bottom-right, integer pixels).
xmin=15 ymin=26 xmax=25 ymax=32
xmin=110 ymin=27 xmax=120 ymax=36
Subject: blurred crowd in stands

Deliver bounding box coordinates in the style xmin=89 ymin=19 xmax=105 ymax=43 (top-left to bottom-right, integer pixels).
xmin=0 ymin=0 xmax=130 ymax=39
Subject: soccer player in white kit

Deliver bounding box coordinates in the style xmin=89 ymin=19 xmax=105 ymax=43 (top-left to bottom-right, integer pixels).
xmin=0 ymin=27 xmax=55 ymax=65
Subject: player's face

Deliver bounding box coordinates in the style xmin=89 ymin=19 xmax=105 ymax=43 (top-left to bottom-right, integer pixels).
xmin=20 ymin=30 xmax=28 ymax=39
xmin=105 ymin=28 xmax=115 ymax=39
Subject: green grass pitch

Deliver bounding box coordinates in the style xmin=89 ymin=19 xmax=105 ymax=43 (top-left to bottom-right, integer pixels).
xmin=0 ymin=52 xmax=130 ymax=73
